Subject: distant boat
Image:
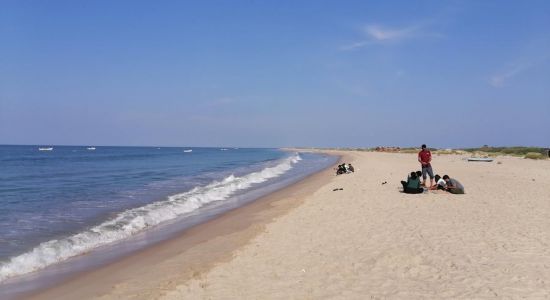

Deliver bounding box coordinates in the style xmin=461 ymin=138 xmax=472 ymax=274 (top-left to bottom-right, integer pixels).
xmin=183 ymin=149 xmax=193 ymax=153
xmin=220 ymin=148 xmax=228 ymax=151
xmin=467 ymin=157 xmax=493 ymax=162
xmin=87 ymin=147 xmax=96 ymax=150
xmin=38 ymin=147 xmax=53 ymax=151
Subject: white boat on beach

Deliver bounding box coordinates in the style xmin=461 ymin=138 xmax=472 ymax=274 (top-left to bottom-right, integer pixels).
xmin=87 ymin=147 xmax=96 ymax=150
xmin=38 ymin=147 xmax=53 ymax=151
xmin=467 ymin=157 xmax=493 ymax=162
xmin=183 ymin=149 xmax=193 ymax=153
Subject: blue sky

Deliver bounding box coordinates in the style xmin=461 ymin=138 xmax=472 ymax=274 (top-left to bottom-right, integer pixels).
xmin=1 ymin=0 xmax=549 ymax=148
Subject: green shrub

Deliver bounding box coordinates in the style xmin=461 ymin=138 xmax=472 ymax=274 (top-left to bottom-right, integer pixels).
xmin=524 ymin=152 xmax=545 ymax=160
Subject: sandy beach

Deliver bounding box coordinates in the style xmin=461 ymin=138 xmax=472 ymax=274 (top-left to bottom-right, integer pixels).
xmin=5 ymin=1 xmax=548 ymax=299
xmin=29 ymin=151 xmax=550 ymax=299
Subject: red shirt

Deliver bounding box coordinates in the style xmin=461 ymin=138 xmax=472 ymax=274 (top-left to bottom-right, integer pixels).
xmin=418 ymin=150 xmax=432 ymax=166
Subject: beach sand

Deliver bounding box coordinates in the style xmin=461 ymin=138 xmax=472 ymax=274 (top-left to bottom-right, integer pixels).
xmin=30 ymin=151 xmax=550 ymax=299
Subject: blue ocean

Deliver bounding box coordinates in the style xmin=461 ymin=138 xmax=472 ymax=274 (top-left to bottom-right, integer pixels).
xmin=0 ymin=146 xmax=336 ymax=284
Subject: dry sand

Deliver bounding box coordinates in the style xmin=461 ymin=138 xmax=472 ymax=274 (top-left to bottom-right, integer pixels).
xmin=30 ymin=151 xmax=550 ymax=299
xmin=163 ymin=151 xmax=550 ymax=299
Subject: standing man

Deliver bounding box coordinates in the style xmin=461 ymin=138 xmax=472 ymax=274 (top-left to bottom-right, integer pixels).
xmin=418 ymin=144 xmax=434 ymax=188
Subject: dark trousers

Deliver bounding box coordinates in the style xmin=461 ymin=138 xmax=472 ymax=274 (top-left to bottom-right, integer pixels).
xmin=401 ymin=181 xmax=423 ymax=194
xmin=448 ymin=188 xmax=465 ymax=194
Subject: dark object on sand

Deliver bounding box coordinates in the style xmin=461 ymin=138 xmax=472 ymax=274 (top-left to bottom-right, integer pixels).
xmin=381 ymin=181 xmax=387 ymax=185
xmin=332 ymin=188 xmax=344 ymax=191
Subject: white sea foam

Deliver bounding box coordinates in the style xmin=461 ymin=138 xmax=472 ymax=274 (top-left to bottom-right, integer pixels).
xmin=0 ymin=153 xmax=302 ymax=282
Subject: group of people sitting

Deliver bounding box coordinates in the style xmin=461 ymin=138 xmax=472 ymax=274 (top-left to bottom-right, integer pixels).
xmin=336 ymin=163 xmax=354 ymax=175
xmin=399 ymin=143 xmax=465 ymax=195
xmin=401 ymin=171 xmax=465 ymax=194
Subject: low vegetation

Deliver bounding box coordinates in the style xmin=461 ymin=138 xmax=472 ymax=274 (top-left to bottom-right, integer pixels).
xmin=524 ymin=152 xmax=546 ymax=160
xmin=399 ymin=148 xmax=418 ymax=154
xmin=462 ymin=146 xmax=545 ymax=156
xmin=433 ymin=149 xmax=467 ymax=155
xmin=461 ymin=146 xmax=548 ymax=159
xmin=297 ymin=146 xmax=548 ymax=160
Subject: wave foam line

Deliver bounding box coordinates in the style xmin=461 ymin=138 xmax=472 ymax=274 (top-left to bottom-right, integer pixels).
xmin=0 ymin=154 xmax=302 ymax=282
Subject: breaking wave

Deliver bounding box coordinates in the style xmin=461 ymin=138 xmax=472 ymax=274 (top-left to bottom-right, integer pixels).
xmin=0 ymin=154 xmax=302 ymax=282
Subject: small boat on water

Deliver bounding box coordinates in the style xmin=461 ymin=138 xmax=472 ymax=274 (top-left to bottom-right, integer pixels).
xmin=183 ymin=149 xmax=193 ymax=153
xmin=38 ymin=147 xmax=53 ymax=151
xmin=220 ymin=148 xmax=228 ymax=151
xmin=87 ymin=147 xmax=96 ymax=150
xmin=467 ymin=157 xmax=493 ymax=162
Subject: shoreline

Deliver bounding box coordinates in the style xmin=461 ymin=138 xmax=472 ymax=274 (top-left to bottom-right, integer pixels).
xmin=20 ymin=150 xmax=550 ymax=298
xmin=24 ymin=152 xmax=348 ymax=299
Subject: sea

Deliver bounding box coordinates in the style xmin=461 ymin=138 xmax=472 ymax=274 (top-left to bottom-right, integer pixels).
xmin=0 ymin=145 xmax=337 ymax=296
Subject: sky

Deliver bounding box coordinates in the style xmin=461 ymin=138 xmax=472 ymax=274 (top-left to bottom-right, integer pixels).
xmin=1 ymin=0 xmax=549 ymax=148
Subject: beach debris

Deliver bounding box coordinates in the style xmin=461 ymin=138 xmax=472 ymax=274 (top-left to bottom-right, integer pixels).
xmin=332 ymin=188 xmax=344 ymax=191
xmin=381 ymin=181 xmax=387 ymax=185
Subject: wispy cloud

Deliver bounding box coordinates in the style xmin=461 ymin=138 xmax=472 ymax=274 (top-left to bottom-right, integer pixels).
xmin=365 ymin=24 xmax=420 ymax=41
xmin=489 ymin=64 xmax=528 ymax=87
xmin=490 ymin=55 xmax=550 ymax=87
xmin=341 ymin=22 xmax=441 ymax=50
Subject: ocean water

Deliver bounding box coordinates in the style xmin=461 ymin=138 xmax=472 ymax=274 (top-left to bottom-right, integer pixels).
xmin=0 ymin=145 xmax=337 ymax=284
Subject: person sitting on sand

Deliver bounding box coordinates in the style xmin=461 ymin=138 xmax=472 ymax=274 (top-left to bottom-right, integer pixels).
xmin=442 ymin=175 xmax=465 ymax=194
xmin=402 ymin=172 xmax=414 ymax=189
xmin=401 ymin=172 xmax=424 ymax=194
xmin=336 ymin=164 xmax=347 ymax=175
xmin=406 ymin=171 xmax=422 ymax=181
xmin=430 ymin=174 xmax=447 ymax=190
xmin=348 ymin=164 xmax=355 ymax=173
